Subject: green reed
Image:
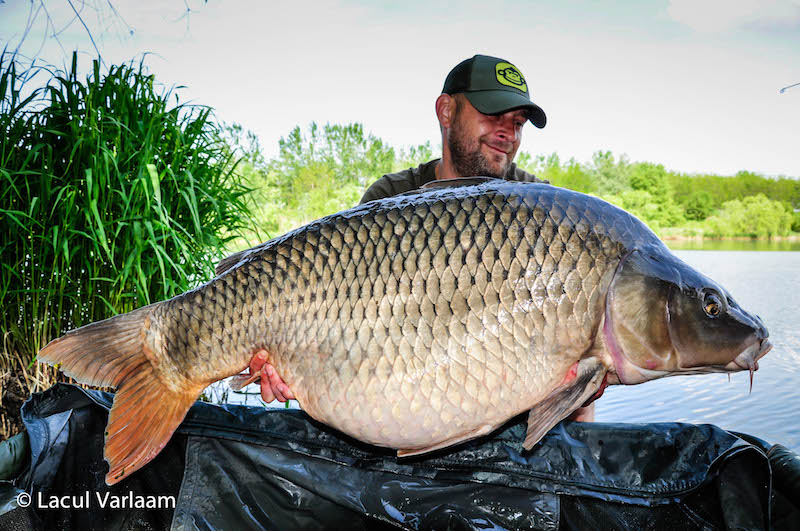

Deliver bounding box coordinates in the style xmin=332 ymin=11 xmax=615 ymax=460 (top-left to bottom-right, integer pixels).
xmin=0 ymin=51 xmax=255 ymax=421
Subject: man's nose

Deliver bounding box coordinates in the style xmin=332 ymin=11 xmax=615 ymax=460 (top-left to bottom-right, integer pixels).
xmin=496 ymin=115 xmax=518 ymax=143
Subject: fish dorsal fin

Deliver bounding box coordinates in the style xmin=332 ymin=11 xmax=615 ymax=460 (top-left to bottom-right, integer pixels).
xmin=419 ymin=176 xmax=496 ymax=190
xmin=215 ymin=249 xmax=248 ymax=277
xmin=391 ymin=177 xmax=497 ymax=200
xmin=523 ymin=357 xmax=607 ymax=450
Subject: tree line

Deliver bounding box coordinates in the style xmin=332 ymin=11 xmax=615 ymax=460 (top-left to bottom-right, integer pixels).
xmin=232 ymin=125 xmax=799 ymax=240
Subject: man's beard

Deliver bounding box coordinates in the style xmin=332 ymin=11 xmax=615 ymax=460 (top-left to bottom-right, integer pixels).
xmin=447 ymin=118 xmax=514 ymax=179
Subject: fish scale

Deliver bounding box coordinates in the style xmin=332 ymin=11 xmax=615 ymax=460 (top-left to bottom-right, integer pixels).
xmin=152 ymin=182 xmax=637 ymax=449
xmin=38 ymin=180 xmax=771 ymax=485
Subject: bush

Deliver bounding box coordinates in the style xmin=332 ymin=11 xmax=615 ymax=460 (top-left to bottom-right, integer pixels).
xmin=601 ymin=189 xmax=684 ymax=231
xmin=683 ymin=191 xmax=714 ymax=221
xmin=703 ymin=195 xmax=793 ymax=238
xmin=0 ymin=52 xmax=255 ymax=433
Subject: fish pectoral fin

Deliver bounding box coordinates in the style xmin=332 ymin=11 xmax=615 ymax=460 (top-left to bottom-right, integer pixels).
xmin=523 ymin=358 xmax=607 ymax=451
xmin=229 ymin=371 xmax=261 ymax=391
xmin=396 ymin=424 xmax=495 ymax=457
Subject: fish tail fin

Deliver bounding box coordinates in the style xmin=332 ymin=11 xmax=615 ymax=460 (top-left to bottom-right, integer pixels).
xmin=103 ymin=367 xmax=200 ymax=485
xmin=37 ymin=307 xmax=204 ymax=485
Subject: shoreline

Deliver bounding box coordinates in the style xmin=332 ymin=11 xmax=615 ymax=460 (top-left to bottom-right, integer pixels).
xmin=659 ymin=233 xmax=800 ymax=242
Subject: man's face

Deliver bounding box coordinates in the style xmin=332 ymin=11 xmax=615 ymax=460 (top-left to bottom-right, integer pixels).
xmin=447 ymin=96 xmax=527 ymax=179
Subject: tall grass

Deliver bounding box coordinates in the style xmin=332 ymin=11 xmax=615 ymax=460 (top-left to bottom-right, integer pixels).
xmin=0 ymin=51 xmax=256 ymax=438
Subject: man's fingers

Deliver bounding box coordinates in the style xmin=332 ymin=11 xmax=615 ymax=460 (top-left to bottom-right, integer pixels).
xmin=567 ymin=402 xmax=596 ymax=422
xmin=259 ymin=376 xmax=276 ymax=403
xmin=264 ymin=365 xmax=296 ymax=400
xmin=262 ymin=364 xmax=286 ymax=402
xmin=246 ymin=351 xmax=296 ymax=403
xmin=249 ymin=350 xmax=268 ymax=375
xmin=277 ymin=383 xmax=295 ymax=400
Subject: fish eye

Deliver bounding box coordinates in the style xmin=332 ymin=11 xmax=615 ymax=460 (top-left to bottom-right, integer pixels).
xmin=703 ymin=293 xmax=722 ymax=318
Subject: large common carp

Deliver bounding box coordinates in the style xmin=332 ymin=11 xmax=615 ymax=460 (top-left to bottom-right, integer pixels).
xmin=38 ymin=179 xmax=771 ymax=485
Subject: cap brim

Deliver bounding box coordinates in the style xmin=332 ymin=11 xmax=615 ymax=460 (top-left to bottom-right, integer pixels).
xmin=464 ymin=90 xmax=547 ymax=129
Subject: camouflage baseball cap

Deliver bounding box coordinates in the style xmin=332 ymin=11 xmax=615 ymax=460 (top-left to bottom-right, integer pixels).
xmin=442 ymin=54 xmax=547 ymax=129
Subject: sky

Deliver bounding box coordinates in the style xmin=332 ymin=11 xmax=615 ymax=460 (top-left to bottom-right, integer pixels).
xmin=2 ymin=0 xmax=799 ymax=177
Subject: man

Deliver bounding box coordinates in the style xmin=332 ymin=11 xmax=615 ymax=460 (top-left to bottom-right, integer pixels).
xmin=246 ymin=55 xmax=596 ymax=420
xmin=359 ymin=54 xmax=547 ymax=204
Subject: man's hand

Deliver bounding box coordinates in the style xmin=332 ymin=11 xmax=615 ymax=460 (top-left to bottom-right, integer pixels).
xmin=249 ymin=350 xmax=296 ymax=403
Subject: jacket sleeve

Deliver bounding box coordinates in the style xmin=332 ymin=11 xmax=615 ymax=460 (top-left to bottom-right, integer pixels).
xmin=359 ymin=172 xmax=418 ymax=204
xmin=513 ymin=166 xmax=550 ymax=185
xmin=359 ymin=177 xmax=394 ymax=204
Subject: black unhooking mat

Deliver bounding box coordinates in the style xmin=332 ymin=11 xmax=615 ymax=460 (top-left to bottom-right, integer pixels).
xmin=1 ymin=383 xmax=798 ymax=530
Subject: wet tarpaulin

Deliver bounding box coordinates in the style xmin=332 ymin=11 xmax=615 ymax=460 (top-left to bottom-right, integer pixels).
xmin=2 ymin=383 xmax=797 ymax=530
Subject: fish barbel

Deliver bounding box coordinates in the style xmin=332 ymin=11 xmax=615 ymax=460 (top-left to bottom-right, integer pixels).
xmin=38 ymin=180 xmax=772 ymax=485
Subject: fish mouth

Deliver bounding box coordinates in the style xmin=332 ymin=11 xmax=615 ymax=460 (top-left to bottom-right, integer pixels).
xmin=723 ymin=337 xmax=772 ymax=392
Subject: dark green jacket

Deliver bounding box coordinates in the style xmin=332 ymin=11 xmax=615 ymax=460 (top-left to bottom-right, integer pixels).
xmin=359 ymin=158 xmax=548 ymax=204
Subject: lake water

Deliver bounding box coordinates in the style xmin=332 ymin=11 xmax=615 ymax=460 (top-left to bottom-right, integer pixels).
xmin=220 ymin=248 xmax=800 ymax=454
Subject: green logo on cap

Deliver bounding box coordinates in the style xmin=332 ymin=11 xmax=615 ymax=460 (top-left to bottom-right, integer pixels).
xmin=495 ymin=62 xmax=527 ymax=92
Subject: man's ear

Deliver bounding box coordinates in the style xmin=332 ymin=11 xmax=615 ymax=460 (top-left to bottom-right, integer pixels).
xmin=435 ymin=94 xmax=455 ymax=129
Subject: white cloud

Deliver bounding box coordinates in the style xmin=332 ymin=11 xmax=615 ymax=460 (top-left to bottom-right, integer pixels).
xmin=667 ymin=0 xmax=800 ymax=33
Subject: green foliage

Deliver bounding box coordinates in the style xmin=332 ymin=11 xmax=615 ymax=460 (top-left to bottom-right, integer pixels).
xmin=219 ymin=122 xmax=279 ymax=236
xmin=517 ymin=151 xmax=798 ymax=235
xmin=629 ymin=162 xmax=667 ymax=195
xmin=683 ymin=191 xmax=714 ymax=221
xmin=618 ymin=162 xmax=682 ymax=228
xmin=516 ymin=152 xmax=595 ymax=193
xmin=272 ymin=122 xmax=395 ymax=194
xmin=0 ymin=52 xmax=254 ymax=364
xmin=395 ymin=141 xmax=435 ymax=172
xmin=603 ymin=190 xmax=684 ymax=231
xmin=588 ymin=151 xmax=631 ymax=196
xmin=253 ymin=122 xmax=433 ymax=235
xmin=669 ymin=171 xmax=800 ymax=212
xmin=703 ymin=195 xmax=793 ymax=238
xmin=262 ymin=123 xmax=394 ymax=231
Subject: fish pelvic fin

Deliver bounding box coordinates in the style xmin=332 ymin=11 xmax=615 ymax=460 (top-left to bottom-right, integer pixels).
xmin=37 ymin=306 xmax=204 ymax=485
xmin=523 ymin=357 xmax=607 ymax=451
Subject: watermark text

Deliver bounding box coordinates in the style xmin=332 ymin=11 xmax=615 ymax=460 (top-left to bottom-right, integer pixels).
xmin=18 ymin=490 xmax=176 ymax=510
